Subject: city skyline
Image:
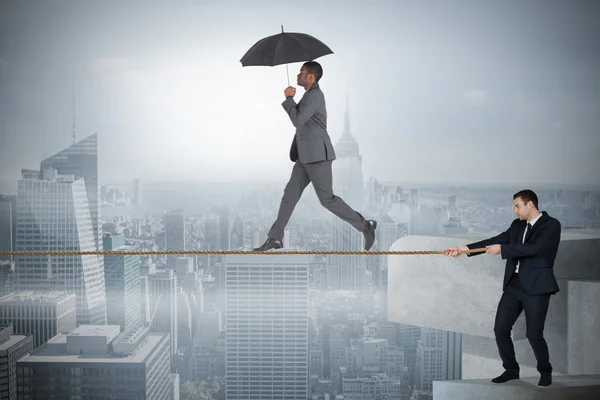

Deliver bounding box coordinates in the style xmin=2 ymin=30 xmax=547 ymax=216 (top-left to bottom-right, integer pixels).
xmin=1 ymin=126 xmax=598 ymax=399
xmin=0 ymin=2 xmax=599 ymax=400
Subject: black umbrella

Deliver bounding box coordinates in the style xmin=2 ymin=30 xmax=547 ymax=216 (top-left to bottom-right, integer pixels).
xmin=240 ymin=25 xmax=334 ymax=85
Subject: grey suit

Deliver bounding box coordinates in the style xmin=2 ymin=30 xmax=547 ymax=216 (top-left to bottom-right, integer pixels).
xmin=267 ymin=83 xmax=367 ymax=241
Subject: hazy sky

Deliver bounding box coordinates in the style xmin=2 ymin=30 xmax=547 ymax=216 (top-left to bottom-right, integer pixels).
xmin=0 ymin=0 xmax=598 ymax=185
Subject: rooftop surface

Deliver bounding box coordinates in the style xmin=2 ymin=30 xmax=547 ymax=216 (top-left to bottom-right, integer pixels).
xmin=18 ymin=333 xmax=166 ymax=364
xmin=67 ymin=325 xmax=118 ymax=337
xmin=0 ymin=291 xmax=75 ymax=304
xmin=0 ymin=335 xmax=30 ymax=352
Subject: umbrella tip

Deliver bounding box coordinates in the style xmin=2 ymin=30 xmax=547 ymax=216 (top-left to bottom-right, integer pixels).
xmin=281 ymin=25 xmax=284 ymax=33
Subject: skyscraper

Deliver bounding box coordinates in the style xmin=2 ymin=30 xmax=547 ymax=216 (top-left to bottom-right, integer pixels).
xmin=225 ymin=254 xmax=309 ymax=400
xmin=133 ymin=178 xmax=141 ymax=204
xmin=103 ymin=233 xmax=141 ymax=332
xmin=0 ymin=195 xmax=16 ymax=262
xmin=332 ymin=94 xmax=365 ymax=209
xmin=219 ymin=207 xmax=231 ymax=250
xmin=14 ymin=168 xmax=107 ymax=325
xmin=40 ymin=133 xmax=100 ymax=251
xmin=149 ymin=270 xmax=178 ymax=362
xmin=415 ymin=328 xmax=462 ymax=394
xmin=164 ymin=208 xmax=185 ymax=268
xmin=330 ymin=95 xmax=367 ymax=290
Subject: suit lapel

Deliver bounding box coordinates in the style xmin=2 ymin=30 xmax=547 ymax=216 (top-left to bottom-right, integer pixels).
xmin=516 ymin=222 xmax=527 ymax=244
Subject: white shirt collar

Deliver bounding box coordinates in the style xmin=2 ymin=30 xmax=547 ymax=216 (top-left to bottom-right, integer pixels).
xmin=528 ymin=212 xmax=543 ymax=226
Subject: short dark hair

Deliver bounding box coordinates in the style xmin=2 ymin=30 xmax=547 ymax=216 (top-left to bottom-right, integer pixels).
xmin=514 ymin=189 xmax=539 ymax=209
xmin=303 ymin=61 xmax=323 ymax=82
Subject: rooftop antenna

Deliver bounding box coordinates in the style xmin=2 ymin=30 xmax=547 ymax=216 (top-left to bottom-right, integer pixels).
xmin=71 ymin=70 xmax=76 ymax=144
xmin=346 ymin=83 xmax=350 ymax=113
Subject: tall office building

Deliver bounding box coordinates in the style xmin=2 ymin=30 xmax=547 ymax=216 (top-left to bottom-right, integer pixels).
xmin=164 ymin=209 xmax=185 ymax=268
xmin=0 ymin=261 xmax=11 ymax=298
xmin=0 ymin=291 xmax=77 ymax=349
xmin=0 ymin=195 xmax=16 ymax=262
xmin=40 ymin=133 xmax=100 ymax=251
xmin=103 ymin=233 xmax=141 ymax=331
xmin=204 ymin=213 xmax=220 ymax=251
xmin=14 ymin=168 xmax=106 ymax=325
xmin=0 ymin=324 xmax=33 ymax=400
xmin=174 ymin=257 xmax=193 ymax=283
xmin=149 ymin=270 xmax=178 ymax=361
xmin=194 ymin=309 xmax=221 ymax=351
xmin=133 ymin=178 xmax=141 ymax=204
xmin=415 ymin=328 xmax=462 ymax=394
xmin=177 ymin=289 xmax=193 ymax=351
xmin=329 ymin=324 xmax=348 ymax=394
xmin=330 ymin=96 xmax=367 ymax=290
xmin=219 ymin=207 xmax=231 ymax=250
xmin=16 ymin=325 xmax=171 ymax=400
xmin=225 ymin=254 xmax=309 ymax=400
xmin=140 ymin=275 xmax=151 ymax=326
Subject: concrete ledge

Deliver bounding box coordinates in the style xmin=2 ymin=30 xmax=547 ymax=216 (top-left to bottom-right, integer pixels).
xmin=387 ymin=231 xmax=600 ymax=378
xmin=433 ymin=374 xmax=600 ymax=400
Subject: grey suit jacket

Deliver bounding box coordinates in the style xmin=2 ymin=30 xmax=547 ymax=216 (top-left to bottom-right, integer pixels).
xmin=281 ymin=83 xmax=336 ymax=164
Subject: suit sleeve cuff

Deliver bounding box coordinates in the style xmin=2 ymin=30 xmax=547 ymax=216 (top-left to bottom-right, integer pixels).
xmin=465 ymin=244 xmax=474 ymax=257
xmin=282 ymin=97 xmax=295 ymax=107
xmin=500 ymin=245 xmax=508 ymax=259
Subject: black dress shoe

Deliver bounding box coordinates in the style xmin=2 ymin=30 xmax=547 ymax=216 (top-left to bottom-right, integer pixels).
xmin=491 ymin=371 xmax=519 ymax=383
xmin=363 ymin=220 xmax=377 ymax=251
xmin=538 ymin=373 xmax=552 ymax=387
xmin=253 ymin=238 xmax=283 ymax=251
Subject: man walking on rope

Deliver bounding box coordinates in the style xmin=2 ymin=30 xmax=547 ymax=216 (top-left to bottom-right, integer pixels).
xmin=444 ymin=189 xmax=561 ymax=387
xmin=254 ymin=61 xmax=377 ymax=251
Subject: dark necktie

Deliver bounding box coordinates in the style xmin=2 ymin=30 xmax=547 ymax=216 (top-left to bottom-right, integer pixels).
xmin=525 ymin=223 xmax=533 ymax=241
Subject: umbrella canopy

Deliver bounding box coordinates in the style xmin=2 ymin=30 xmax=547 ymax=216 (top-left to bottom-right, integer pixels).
xmin=240 ymin=25 xmax=333 ymax=84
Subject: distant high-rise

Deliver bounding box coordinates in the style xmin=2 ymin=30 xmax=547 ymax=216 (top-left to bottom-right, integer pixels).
xmin=149 ymin=270 xmax=178 ymax=362
xmin=133 ymin=178 xmax=141 ymax=204
xmin=177 ymin=289 xmax=193 ymax=351
xmin=103 ymin=233 xmax=141 ymax=332
xmin=174 ymin=257 xmax=193 ymax=283
xmin=194 ymin=309 xmax=221 ymax=351
xmin=164 ymin=209 xmax=185 ymax=268
xmin=204 ymin=213 xmax=220 ymax=251
xmin=219 ymin=207 xmax=231 ymax=250
xmin=140 ymin=275 xmax=151 ymax=326
xmin=330 ymin=95 xmax=367 ymax=290
xmin=14 ymin=168 xmax=107 ymax=325
xmin=0 ymin=261 xmax=11 ymax=298
xmin=225 ymin=254 xmax=309 ymax=400
xmin=333 ymin=94 xmax=365 ymax=208
xmin=0 ymin=195 xmax=16 ymax=262
xmin=231 ymin=215 xmax=244 ymax=249
xmin=40 ymin=133 xmax=100 ymax=251
xmin=448 ymin=195 xmax=457 ymax=211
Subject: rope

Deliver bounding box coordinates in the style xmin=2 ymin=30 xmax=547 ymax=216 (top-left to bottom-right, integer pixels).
xmin=0 ymin=248 xmax=485 ymax=256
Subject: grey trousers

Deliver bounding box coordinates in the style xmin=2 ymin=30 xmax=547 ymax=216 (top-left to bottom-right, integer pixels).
xmin=268 ymin=160 xmax=366 ymax=241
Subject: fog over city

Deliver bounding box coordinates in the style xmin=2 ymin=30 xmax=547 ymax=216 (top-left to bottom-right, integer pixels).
xmin=0 ymin=2 xmax=599 ymax=400
xmin=1 ymin=0 xmax=599 ymax=186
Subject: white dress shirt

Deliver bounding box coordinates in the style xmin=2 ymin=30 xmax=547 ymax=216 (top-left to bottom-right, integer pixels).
xmin=515 ymin=212 xmax=543 ymax=273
